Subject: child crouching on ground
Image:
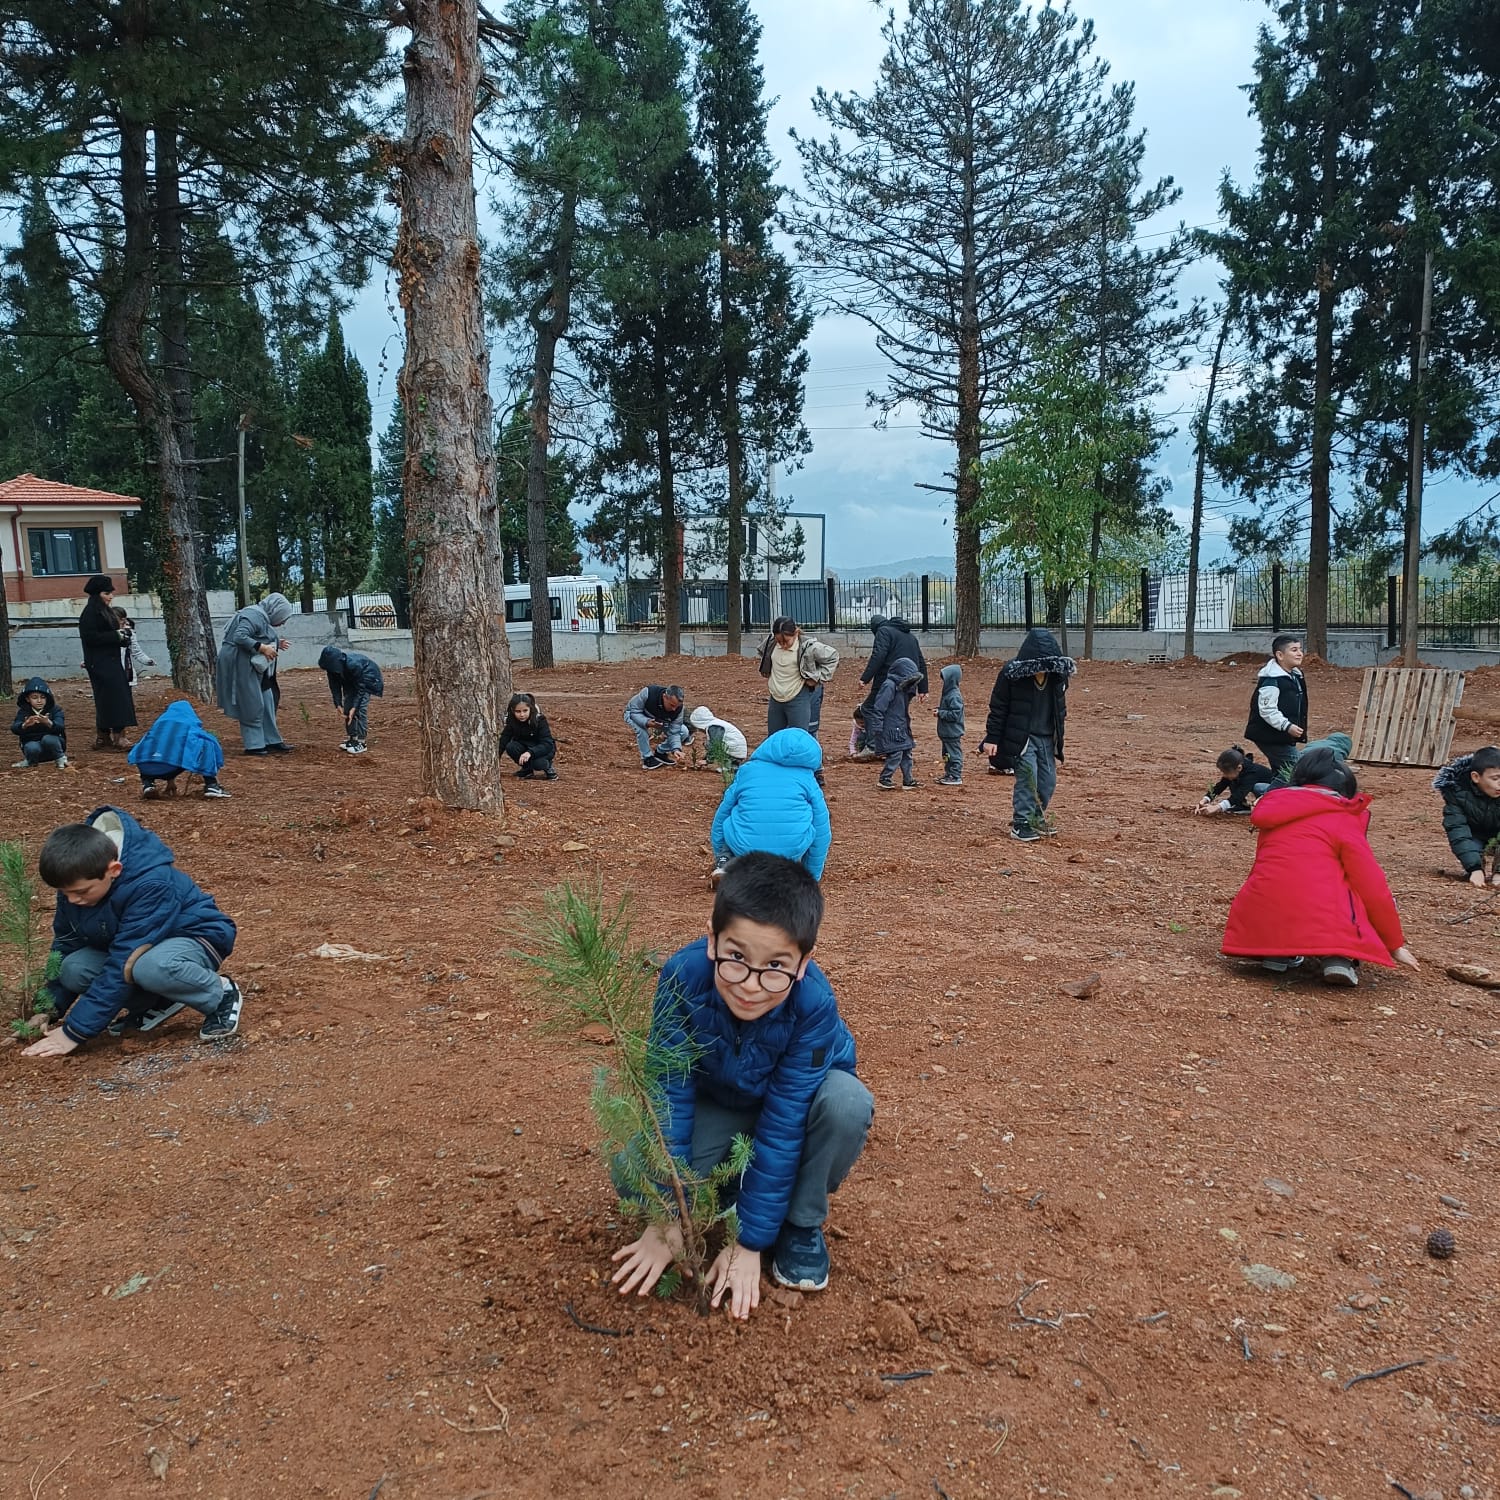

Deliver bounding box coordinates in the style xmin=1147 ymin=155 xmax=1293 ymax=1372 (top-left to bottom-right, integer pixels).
xmin=129 ymin=700 xmax=230 ymax=799
xmin=1195 ymin=745 xmax=1272 ymax=815
xmin=609 ymin=852 xmax=873 ymax=1318
xmin=1433 ymin=745 xmax=1500 ymax=887
xmin=317 ymin=645 xmax=384 ymax=755
xmin=501 ymin=692 xmax=558 ymax=779
xmin=11 ymin=676 xmax=67 ymax=769
xmin=1221 ymin=747 xmax=1418 ymax=988
xmin=21 ymin=806 xmax=243 ymax=1057
xmin=688 ymin=705 xmax=748 ymax=772
xmin=710 ymin=729 xmax=830 ymax=884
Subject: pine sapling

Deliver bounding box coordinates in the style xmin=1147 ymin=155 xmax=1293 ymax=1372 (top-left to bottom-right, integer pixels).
xmin=521 ymin=880 xmax=751 ymax=1308
xmin=0 ymin=840 xmax=60 ymax=1041
xmin=704 ymin=734 xmax=736 ymax=786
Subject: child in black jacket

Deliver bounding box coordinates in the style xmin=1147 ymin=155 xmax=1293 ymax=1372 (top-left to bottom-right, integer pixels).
xmin=11 ymin=676 xmax=67 ymax=769
xmin=1433 ymin=746 xmax=1500 ymax=886
xmin=317 ymin=645 xmax=385 ymax=756
xmin=1195 ymin=745 xmax=1273 ymax=815
xmin=501 ymin=692 xmax=558 ymax=779
xmin=981 ymin=627 xmax=1075 ymax=840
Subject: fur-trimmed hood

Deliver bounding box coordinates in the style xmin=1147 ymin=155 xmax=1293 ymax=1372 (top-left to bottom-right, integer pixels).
xmin=1434 ymin=753 xmax=1476 ymax=796
xmin=1000 ymin=628 xmax=1077 ymax=681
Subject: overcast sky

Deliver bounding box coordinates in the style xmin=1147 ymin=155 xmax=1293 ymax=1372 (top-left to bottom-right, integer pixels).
xmin=346 ymin=0 xmax=1483 ymax=572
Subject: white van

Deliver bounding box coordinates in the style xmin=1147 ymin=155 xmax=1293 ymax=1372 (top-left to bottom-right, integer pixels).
xmin=503 ymin=575 xmax=618 ymax=634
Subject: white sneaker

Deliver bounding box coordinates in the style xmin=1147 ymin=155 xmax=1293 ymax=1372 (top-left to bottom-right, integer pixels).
xmin=55 ymin=755 xmax=68 ymax=769
xmin=11 ymin=758 xmax=32 ymax=769
xmin=343 ymin=741 xmax=368 ymax=755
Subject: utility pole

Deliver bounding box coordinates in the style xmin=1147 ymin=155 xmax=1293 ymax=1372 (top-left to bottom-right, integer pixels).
xmin=236 ymin=412 xmax=252 ymax=608
xmin=766 ymin=449 xmax=782 ymax=622
xmin=1401 ymin=248 xmax=1434 ymax=667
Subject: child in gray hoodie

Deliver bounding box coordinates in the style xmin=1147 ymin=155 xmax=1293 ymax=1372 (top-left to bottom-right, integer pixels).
xmin=935 ymin=664 xmax=964 ymax=785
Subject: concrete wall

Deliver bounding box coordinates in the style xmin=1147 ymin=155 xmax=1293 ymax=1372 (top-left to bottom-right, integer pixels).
xmin=13 ymin=616 xmax=1500 ymax=687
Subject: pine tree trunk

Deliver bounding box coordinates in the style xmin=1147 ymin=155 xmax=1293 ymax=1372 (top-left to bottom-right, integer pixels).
xmin=98 ymin=106 xmax=214 ymax=701
xmin=718 ymin=150 xmax=746 ymax=657
xmin=1185 ymin=304 xmax=1233 ymax=660
xmin=154 ymin=122 xmax=216 ymax=697
xmin=953 ymin=225 xmax=982 ymax=659
xmin=1308 ymin=267 xmax=1335 ymax=658
xmin=299 ymin=537 xmax=315 ymax=613
xmin=526 ymin=187 xmax=577 ymax=672
xmin=0 ymin=568 xmax=13 ymax=694
xmin=1083 ymin=508 xmax=1102 ymax=661
xmin=396 ymin=0 xmax=510 ymax=813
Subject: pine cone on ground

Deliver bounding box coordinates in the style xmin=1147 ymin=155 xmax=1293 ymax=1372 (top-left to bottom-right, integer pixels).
xmin=1426 ymin=1227 xmax=1457 ymax=1260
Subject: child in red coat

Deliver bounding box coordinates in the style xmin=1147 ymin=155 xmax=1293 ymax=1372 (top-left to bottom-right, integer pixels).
xmin=1222 ymin=748 xmax=1419 ymax=987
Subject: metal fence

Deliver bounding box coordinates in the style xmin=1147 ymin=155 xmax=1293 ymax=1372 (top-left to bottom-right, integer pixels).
xmin=338 ymin=566 xmax=1500 ymax=648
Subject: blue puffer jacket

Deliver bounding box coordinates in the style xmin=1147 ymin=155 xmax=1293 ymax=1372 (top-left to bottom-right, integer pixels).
xmin=128 ymin=700 xmax=225 ymax=778
xmin=653 ymin=937 xmax=857 ymax=1251
xmin=50 ymin=806 xmax=236 ymax=1042
xmin=711 ymin=729 xmax=831 ymax=878
xmin=318 ymin=646 xmax=385 ymax=708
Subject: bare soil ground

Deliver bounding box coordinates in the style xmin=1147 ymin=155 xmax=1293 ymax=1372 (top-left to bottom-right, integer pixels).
xmin=2 ymin=654 xmax=1497 ymax=1500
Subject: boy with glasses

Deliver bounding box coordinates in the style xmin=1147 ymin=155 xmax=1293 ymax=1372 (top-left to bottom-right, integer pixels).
xmin=609 ymin=853 xmax=873 ymax=1319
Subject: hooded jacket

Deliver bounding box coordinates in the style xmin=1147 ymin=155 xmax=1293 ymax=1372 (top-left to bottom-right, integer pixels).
xmin=127 ymin=700 xmax=225 ymax=779
xmin=1433 ymin=754 xmax=1500 ymax=875
xmin=688 ymin=706 xmax=748 ymax=762
xmin=860 ymin=615 xmax=928 ymax=695
xmin=710 ymin=729 xmax=831 ymax=878
xmin=500 ymin=708 xmax=557 ymax=763
xmin=1222 ymin=786 xmax=1404 ymax=966
xmin=49 ymin=806 xmax=236 ymax=1041
xmin=1245 ymin=659 xmax=1308 ymax=752
xmin=317 ymin=646 xmax=385 ymax=707
xmin=11 ymin=677 xmax=65 ymax=749
xmin=936 ymin=664 xmax=965 ymax=740
xmin=866 ymin=656 xmax=921 ymax=754
xmin=756 ymin=631 xmax=840 ymax=686
xmin=216 ymin=595 xmax=293 ymax=727
xmin=652 ymin=936 xmax=857 ymax=1251
xmin=983 ymin=628 xmax=1074 ymax=768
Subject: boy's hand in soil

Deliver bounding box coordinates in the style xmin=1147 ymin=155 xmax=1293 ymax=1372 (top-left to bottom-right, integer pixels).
xmin=1392 ymin=945 xmax=1420 ymax=970
xmin=1470 ymin=869 xmax=1488 ymax=888
xmin=23 ymin=1027 xmax=78 ymax=1058
xmin=611 ymin=1221 xmax=685 ymax=1297
xmin=707 ymin=1244 xmax=761 ymax=1321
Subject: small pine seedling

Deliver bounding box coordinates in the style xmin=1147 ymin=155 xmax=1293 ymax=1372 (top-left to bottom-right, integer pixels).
xmin=0 ymin=841 xmax=60 ymax=1034
xmin=520 ymin=880 xmax=750 ymax=1310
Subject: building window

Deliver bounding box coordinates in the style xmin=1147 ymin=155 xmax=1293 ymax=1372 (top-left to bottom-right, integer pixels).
xmin=27 ymin=526 xmax=102 ymax=577
xmin=505 ymin=596 xmax=563 ymax=624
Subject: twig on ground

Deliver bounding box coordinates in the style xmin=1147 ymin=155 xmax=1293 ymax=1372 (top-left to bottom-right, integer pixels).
xmin=932 ymin=1481 xmax=953 ymax=1500
xmin=1067 ymin=1355 xmax=1116 ymax=1400
xmin=1242 ymin=1333 xmax=1253 ymax=1361
xmin=1444 ymin=900 xmax=1496 ymax=925
xmin=0 ymin=1386 xmax=58 ymax=1413
xmin=1025 ymin=1191 xmax=1045 ymax=1210
xmin=880 ymin=1370 xmax=935 ymax=1384
xmin=989 ymin=1414 xmax=1010 ymax=1455
xmin=438 ymin=1382 xmax=511 ymax=1436
xmin=563 ymin=1301 xmax=629 ymax=1338
xmin=368 ymin=1477 xmax=388 ymax=1500
xmin=1390 ymin=1481 xmax=1419 ymax=1499
xmin=27 ymin=1449 xmax=73 ymax=1500
xmin=1345 ymin=1359 xmax=1427 ymax=1391
xmin=1011 ymin=1280 xmax=1090 ymax=1331
xmin=1139 ymin=1310 xmax=1170 ymax=1325
xmin=101 ymin=1417 xmax=170 ymax=1450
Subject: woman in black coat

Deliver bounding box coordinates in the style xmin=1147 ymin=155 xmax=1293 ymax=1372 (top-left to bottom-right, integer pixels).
xmin=78 ymin=574 xmax=136 ymax=751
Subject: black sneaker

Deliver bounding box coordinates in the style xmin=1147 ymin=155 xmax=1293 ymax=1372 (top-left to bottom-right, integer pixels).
xmin=265 ymin=742 xmax=293 ymax=755
xmin=515 ymin=766 xmax=534 ymax=778
xmin=542 ymin=769 xmax=558 ymax=780
xmin=937 ymin=774 xmax=963 ymax=786
xmin=771 ymin=1224 xmax=830 ymax=1292
xmin=199 ymin=978 xmax=244 ymax=1041
xmin=642 ymin=756 xmax=666 ymax=771
xmin=107 ymin=1001 xmax=187 ymax=1037
xmin=902 ymin=778 xmax=919 ymax=789
xmin=242 ymin=748 xmax=268 ymax=758
xmin=1010 ymin=824 xmax=1042 ymax=842
xmin=203 ymin=783 xmax=232 ymax=800
xmin=140 ymin=781 xmax=159 ymax=799
xmin=877 ymin=776 xmax=897 ymax=790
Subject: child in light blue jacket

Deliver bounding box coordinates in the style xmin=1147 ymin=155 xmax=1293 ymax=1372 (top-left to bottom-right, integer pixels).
xmin=710 ymin=729 xmax=831 ymax=882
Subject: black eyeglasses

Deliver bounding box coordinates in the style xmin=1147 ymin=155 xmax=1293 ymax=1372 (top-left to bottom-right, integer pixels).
xmin=713 ymin=956 xmax=795 ymax=994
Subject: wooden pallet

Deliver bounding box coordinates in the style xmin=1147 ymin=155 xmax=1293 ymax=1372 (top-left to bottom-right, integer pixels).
xmin=1349 ymin=667 xmax=1465 ymax=767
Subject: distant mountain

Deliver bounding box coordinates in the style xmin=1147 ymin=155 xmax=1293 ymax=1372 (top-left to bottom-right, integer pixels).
xmin=830 ymin=554 xmax=953 ymax=580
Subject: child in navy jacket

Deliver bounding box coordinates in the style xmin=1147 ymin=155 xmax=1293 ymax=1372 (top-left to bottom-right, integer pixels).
xmin=22 ymin=807 xmax=243 ymax=1056
xmin=317 ymin=645 xmax=385 ymax=755
xmin=609 ymin=853 xmax=873 ymax=1318
xmin=11 ymin=676 xmax=67 ymax=769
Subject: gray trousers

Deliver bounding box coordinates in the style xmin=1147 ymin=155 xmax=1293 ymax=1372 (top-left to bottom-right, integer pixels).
xmin=345 ymin=691 xmax=369 ymax=742
xmin=881 ymin=749 xmax=913 ymax=782
xmin=767 ymin=689 xmax=815 ymax=736
xmin=614 ymin=1070 xmax=873 ymax=1233
xmin=59 ymin=939 xmax=224 ymax=1020
xmin=1013 ymin=734 xmax=1057 ymax=830
xmin=239 ymin=682 xmax=284 ymax=751
xmin=939 ymin=734 xmax=963 ymax=776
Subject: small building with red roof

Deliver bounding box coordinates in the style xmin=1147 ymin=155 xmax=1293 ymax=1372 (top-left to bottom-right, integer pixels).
xmin=0 ymin=473 xmax=141 ymax=605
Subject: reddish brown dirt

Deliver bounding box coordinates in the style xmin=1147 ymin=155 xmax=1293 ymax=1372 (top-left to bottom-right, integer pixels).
xmin=3 ymin=655 xmax=1498 ymax=1499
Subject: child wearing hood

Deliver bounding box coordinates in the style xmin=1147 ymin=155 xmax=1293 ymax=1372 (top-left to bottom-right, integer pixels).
xmin=935 ymin=664 xmax=964 ymax=786
xmin=1222 ymin=748 xmax=1418 ymax=988
xmin=1433 ymin=745 xmax=1500 ymax=887
xmin=317 ymin=645 xmax=385 ymax=755
xmin=981 ymin=627 xmax=1075 ymax=840
xmin=129 ymin=700 xmax=230 ymax=799
xmin=11 ymin=677 xmax=67 ymax=769
xmin=710 ymin=728 xmax=831 ymax=884
xmin=867 ymin=656 xmax=922 ymax=790
xmin=688 ymin=705 xmax=748 ymax=771
xmin=21 ymin=805 xmax=243 ymax=1056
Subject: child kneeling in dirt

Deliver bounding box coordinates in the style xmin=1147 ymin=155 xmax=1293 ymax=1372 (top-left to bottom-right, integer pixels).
xmin=709 ymin=728 xmax=830 ymax=885
xmin=1194 ymin=745 xmax=1272 ymax=815
xmin=1434 ymin=745 xmax=1500 ymax=887
xmin=129 ymin=699 xmax=230 ymax=799
xmin=21 ymin=806 xmax=243 ymax=1057
xmin=688 ymin=705 xmax=748 ymax=772
xmin=610 ymin=852 xmax=873 ymax=1318
xmin=1221 ymin=748 xmax=1418 ymax=988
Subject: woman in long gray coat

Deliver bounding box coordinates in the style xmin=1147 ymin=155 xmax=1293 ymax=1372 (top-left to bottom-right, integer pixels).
xmin=216 ymin=593 xmax=294 ymax=754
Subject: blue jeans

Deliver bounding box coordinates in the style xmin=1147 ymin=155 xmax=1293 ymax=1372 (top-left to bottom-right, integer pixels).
xmin=611 ymin=1070 xmax=873 ymax=1233
xmin=1013 ymin=735 xmax=1057 ymax=831
xmin=344 ymin=691 xmax=370 ymax=742
xmin=22 ymin=735 xmax=65 ymax=764
xmin=626 ymin=710 xmax=686 ymax=760
xmin=939 ymin=735 xmax=963 ymax=777
xmin=58 ymin=938 xmax=225 ymax=1022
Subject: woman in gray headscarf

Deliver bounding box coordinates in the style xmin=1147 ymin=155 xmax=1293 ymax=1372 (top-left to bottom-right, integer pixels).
xmin=216 ymin=592 xmax=295 ymax=754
